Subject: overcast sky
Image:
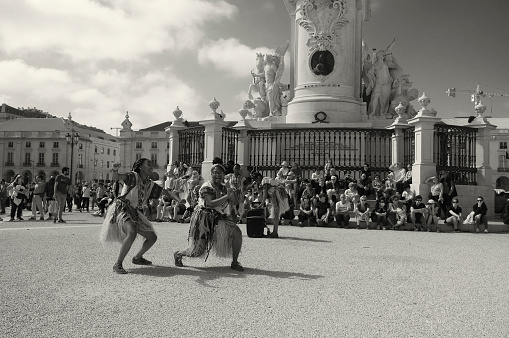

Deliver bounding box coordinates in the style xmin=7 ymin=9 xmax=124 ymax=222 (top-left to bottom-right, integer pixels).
xmin=0 ymin=0 xmax=508 ymax=134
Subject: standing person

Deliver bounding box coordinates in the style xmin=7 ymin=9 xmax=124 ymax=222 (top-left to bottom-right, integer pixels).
xmin=446 ymin=198 xmax=463 ymax=232
xmin=173 ymin=164 xmax=245 ymax=271
xmin=81 ymin=182 xmax=91 ymax=212
xmin=100 ymin=158 xmax=159 ymax=274
xmin=224 ymin=163 xmax=246 ymax=221
xmin=473 ymin=196 xmax=488 ymax=233
xmin=54 ymin=167 xmax=71 ymax=223
xmin=425 ymin=175 xmax=443 ymax=217
xmin=0 ymin=179 xmax=7 ymax=215
xmin=501 ymin=193 xmax=509 ymax=225
xmin=45 ymin=175 xmax=56 ymax=220
xmin=7 ymin=175 xmax=29 ymax=221
xmin=30 ymin=175 xmax=46 ymax=220
xmin=90 ymin=182 xmax=97 ymax=211
xmin=389 ymin=162 xmax=406 ymax=194
xmin=440 ymin=171 xmax=457 ymax=220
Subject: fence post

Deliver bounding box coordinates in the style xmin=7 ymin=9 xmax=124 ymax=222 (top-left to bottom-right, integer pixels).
xmin=386 ymin=102 xmax=408 ymax=166
xmin=199 ymin=98 xmax=229 ymax=181
xmin=233 ymin=109 xmax=253 ymax=175
xmin=468 ymin=102 xmax=497 ymax=216
xmin=165 ymin=107 xmax=187 ymax=172
xmin=407 ymin=93 xmax=440 ymax=198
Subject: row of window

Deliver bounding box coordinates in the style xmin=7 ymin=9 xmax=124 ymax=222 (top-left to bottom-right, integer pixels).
xmin=135 ymin=142 xmax=170 ymax=149
xmin=7 ymin=142 xmax=118 ymax=156
xmin=7 ymin=152 xmax=113 ymax=168
xmin=133 ymin=153 xmax=170 ymax=166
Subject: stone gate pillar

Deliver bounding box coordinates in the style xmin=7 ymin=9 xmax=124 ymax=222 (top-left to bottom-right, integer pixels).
xmin=408 ymin=93 xmax=440 ymax=197
xmin=234 ymin=109 xmax=254 ymax=175
xmin=165 ymin=107 xmax=187 ymax=171
xmin=386 ymin=102 xmax=408 ymax=166
xmin=200 ymin=98 xmax=228 ymax=181
xmin=469 ymin=102 xmax=496 ymax=216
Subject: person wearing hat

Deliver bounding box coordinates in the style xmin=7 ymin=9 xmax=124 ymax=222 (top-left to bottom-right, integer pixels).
xmin=277 ymin=161 xmax=290 ymax=180
xmin=425 ymin=199 xmax=439 ymax=232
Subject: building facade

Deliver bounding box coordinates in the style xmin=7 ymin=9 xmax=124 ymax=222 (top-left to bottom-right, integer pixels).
xmin=0 ymin=105 xmax=118 ymax=184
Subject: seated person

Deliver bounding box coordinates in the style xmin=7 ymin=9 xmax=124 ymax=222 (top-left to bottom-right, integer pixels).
xmin=335 ymin=194 xmax=351 ymax=228
xmin=314 ymin=177 xmax=327 ymax=197
xmin=355 ymin=195 xmax=371 ymax=229
xmin=297 ymin=196 xmax=315 ymax=227
xmin=473 ymin=196 xmax=488 ymax=233
xmin=387 ymin=196 xmax=407 ymax=230
xmin=325 ymin=175 xmax=341 ymax=196
xmin=314 ymin=192 xmax=333 ymax=227
xmin=344 ymin=182 xmax=360 ymax=208
xmin=384 ymin=172 xmax=395 ymax=195
xmin=425 ymin=199 xmax=439 ymax=232
xmin=410 ymin=195 xmax=428 ymax=231
xmin=181 ymin=185 xmax=200 ymax=223
xmin=445 ymin=198 xmax=462 ymax=232
xmin=170 ymin=199 xmax=187 ymax=222
xmin=301 ymin=182 xmax=317 ymax=207
xmin=401 ymin=184 xmax=415 ymax=211
xmin=372 ymin=198 xmax=387 ymax=230
xmin=372 ymin=175 xmax=385 ymax=200
xmin=340 ymin=171 xmax=355 ymax=189
xmin=156 ymin=195 xmax=172 ymax=221
xmin=357 ymin=173 xmax=372 ymax=198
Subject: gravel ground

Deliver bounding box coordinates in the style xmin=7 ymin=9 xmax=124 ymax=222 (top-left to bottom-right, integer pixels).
xmin=1 ymin=211 xmax=509 ymax=338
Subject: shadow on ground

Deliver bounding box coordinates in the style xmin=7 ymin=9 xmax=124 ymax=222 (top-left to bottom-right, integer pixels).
xmin=129 ymin=264 xmax=323 ymax=287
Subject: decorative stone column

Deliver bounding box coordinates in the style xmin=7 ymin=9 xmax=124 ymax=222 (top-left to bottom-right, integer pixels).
xmin=386 ymin=102 xmax=409 ymax=166
xmin=468 ymin=102 xmax=497 ymax=216
xmin=200 ymin=98 xmax=228 ymax=181
xmin=234 ymin=108 xmax=254 ymax=175
xmin=165 ymin=106 xmax=186 ymax=171
xmin=407 ymin=93 xmax=440 ymax=197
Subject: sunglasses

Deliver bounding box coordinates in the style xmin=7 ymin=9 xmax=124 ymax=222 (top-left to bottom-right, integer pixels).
xmin=477 ymin=200 xmax=483 ymax=202
xmin=452 ymin=201 xmax=458 ymax=203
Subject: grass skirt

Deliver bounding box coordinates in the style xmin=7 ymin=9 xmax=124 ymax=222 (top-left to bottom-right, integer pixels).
xmin=99 ymin=198 xmax=155 ymax=243
xmin=184 ymin=206 xmax=237 ymax=260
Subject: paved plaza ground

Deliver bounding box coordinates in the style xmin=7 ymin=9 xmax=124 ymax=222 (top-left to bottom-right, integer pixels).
xmin=1 ymin=210 xmax=509 ymax=337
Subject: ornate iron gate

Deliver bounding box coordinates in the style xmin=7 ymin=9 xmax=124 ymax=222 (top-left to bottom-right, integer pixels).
xmin=248 ymin=128 xmax=393 ymax=179
xmin=178 ymin=126 xmax=205 ymax=173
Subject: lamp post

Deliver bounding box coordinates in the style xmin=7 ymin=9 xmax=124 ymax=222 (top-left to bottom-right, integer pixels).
xmin=65 ymin=112 xmax=79 ymax=185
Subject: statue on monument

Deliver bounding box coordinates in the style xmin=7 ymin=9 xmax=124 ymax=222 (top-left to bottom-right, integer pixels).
xmin=243 ymin=41 xmax=290 ymax=120
xmin=362 ymin=39 xmax=418 ymax=120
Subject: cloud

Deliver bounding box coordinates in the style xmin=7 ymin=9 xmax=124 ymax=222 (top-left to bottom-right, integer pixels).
xmin=0 ymin=0 xmax=238 ymax=62
xmin=197 ymin=38 xmax=273 ymax=78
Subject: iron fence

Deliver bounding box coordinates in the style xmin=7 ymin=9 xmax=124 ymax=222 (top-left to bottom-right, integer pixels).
xmin=248 ymin=128 xmax=393 ymax=179
xmin=433 ymin=123 xmax=477 ymax=185
xmin=178 ymin=126 xmax=205 ymax=174
xmin=403 ymin=126 xmax=415 ymax=167
xmin=221 ymin=127 xmax=239 ymax=165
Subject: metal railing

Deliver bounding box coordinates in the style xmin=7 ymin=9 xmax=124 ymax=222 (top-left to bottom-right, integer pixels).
xmin=434 ymin=123 xmax=477 ymax=185
xmin=178 ymin=126 xmax=205 ymax=174
xmin=247 ymin=128 xmax=393 ymax=179
xmin=403 ymin=126 xmax=415 ymax=167
xmin=221 ymin=127 xmax=239 ymax=164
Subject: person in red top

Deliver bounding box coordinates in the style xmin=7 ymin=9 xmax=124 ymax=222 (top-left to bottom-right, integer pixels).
xmin=54 ymin=167 xmax=71 ymax=223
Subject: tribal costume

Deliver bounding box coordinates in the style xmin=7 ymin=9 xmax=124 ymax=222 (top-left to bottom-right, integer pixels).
xmin=183 ymin=181 xmax=238 ymax=260
xmin=100 ymin=172 xmax=156 ymax=243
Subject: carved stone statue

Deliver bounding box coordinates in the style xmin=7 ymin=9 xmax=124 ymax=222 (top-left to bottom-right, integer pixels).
xmin=243 ymin=41 xmax=290 ymax=120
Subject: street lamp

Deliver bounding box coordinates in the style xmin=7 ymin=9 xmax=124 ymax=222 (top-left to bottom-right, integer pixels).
xmin=66 ymin=131 xmax=79 ymax=185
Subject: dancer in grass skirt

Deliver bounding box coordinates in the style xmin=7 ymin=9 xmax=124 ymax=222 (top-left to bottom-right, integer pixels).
xmin=100 ymin=158 xmax=158 ymax=274
xmin=173 ymin=164 xmax=244 ymax=271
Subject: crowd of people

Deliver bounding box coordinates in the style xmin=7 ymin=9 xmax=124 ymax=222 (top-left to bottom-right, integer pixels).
xmin=2 ymin=158 xmax=507 ymax=276
xmin=0 ymin=168 xmax=117 ymax=223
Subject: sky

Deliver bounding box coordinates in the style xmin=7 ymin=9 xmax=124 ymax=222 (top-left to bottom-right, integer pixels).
xmin=0 ymin=0 xmax=508 ymax=134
